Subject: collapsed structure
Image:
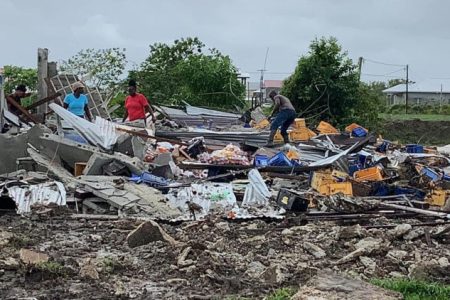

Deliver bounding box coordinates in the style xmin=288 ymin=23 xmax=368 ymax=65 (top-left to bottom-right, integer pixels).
xmin=1 ymin=50 xmax=450 ymax=299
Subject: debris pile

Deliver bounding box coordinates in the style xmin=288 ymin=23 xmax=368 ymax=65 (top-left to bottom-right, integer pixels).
xmin=1 ymin=95 xmax=450 ymax=298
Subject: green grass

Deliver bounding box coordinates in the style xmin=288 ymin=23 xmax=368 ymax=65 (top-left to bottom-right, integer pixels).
xmin=266 ymin=288 xmax=297 ymax=300
xmin=371 ymin=278 xmax=450 ymax=300
xmin=380 ymin=113 xmax=450 ymax=121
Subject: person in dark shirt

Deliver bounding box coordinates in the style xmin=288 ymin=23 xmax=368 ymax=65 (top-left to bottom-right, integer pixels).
xmin=6 ymin=84 xmax=31 ymax=116
xmin=267 ymin=91 xmax=296 ymax=145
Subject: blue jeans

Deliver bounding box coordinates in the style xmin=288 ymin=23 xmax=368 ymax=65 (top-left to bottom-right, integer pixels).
xmin=270 ymin=109 xmax=296 ymax=134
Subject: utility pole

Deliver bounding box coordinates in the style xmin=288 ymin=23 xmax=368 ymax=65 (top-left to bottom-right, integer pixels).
xmin=405 ymin=64 xmax=409 ymax=114
xmin=357 ymin=57 xmax=363 ymax=81
xmin=0 ymin=71 xmax=4 ymax=131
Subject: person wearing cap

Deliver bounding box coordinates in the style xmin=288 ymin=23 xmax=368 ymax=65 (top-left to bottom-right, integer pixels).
xmin=63 ymin=82 xmax=92 ymax=121
xmin=6 ymin=84 xmax=32 ymax=116
xmin=122 ymin=80 xmax=156 ymax=123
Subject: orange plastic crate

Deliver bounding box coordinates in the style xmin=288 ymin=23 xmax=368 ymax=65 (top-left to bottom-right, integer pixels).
xmin=317 ymin=121 xmax=339 ymax=134
xmin=353 ymin=166 xmax=383 ymax=182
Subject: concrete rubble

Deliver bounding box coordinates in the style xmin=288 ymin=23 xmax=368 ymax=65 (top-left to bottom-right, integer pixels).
xmin=0 ymin=101 xmax=450 ymax=298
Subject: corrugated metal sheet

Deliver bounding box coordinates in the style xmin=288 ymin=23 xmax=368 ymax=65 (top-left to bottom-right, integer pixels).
xmin=7 ymin=181 xmax=66 ymax=214
xmin=49 ymin=103 xmax=119 ymax=150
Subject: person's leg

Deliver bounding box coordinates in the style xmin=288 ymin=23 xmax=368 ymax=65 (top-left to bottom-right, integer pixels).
xmin=280 ymin=110 xmax=296 ymax=143
xmin=267 ymin=112 xmax=284 ymax=145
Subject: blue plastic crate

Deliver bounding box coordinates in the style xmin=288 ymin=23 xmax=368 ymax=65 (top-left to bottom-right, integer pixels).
xmin=406 ymin=144 xmax=424 ymax=153
xmin=268 ymin=152 xmax=293 ymax=167
xmin=254 ymin=154 xmax=269 ymax=167
xmin=377 ymin=141 xmax=390 ymax=153
xmin=394 ymin=187 xmax=426 ymax=199
xmin=349 ymin=164 xmax=362 ymax=176
xmin=420 ymin=167 xmax=440 ymax=182
xmin=352 ymin=127 xmax=367 ymax=137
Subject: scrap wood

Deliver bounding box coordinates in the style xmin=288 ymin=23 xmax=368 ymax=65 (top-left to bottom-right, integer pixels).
xmin=116 ymin=127 xmax=188 ymax=146
xmin=381 ymin=202 xmax=450 ymax=219
xmin=24 ymin=93 xmax=61 ymax=110
xmin=5 ymin=95 xmax=39 ymax=123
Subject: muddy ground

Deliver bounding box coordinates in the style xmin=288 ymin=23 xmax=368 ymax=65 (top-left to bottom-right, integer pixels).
xmin=1 ymin=209 xmax=449 ymax=300
xmin=381 ymin=120 xmax=450 ymax=145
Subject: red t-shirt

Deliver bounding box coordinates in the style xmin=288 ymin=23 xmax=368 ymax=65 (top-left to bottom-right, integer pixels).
xmin=125 ymin=93 xmax=150 ymax=121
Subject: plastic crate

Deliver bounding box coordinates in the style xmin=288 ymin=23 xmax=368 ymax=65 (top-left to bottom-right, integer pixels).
xmin=406 ymin=144 xmax=424 ymax=153
xmin=289 ymin=130 xmax=310 ymax=141
xmin=268 ymin=152 xmax=292 ymax=167
xmin=352 ymin=127 xmax=367 ymax=137
xmin=254 ymin=154 xmax=269 ymax=167
xmin=353 ymin=166 xmax=383 ymax=182
xmin=317 ymin=121 xmax=339 ymax=134
xmin=276 ymin=188 xmax=309 ymax=211
xmin=294 ymin=118 xmax=306 ymax=129
xmin=328 ymin=182 xmax=353 ymax=196
xmin=345 ymin=123 xmax=367 ymax=133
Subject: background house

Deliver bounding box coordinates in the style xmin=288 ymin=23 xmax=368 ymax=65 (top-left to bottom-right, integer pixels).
xmin=383 ymin=80 xmax=450 ymax=106
xmin=264 ymin=80 xmax=283 ymax=100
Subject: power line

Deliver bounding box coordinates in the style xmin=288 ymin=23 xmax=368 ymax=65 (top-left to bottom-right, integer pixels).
xmin=363 ymin=58 xmax=405 ymax=67
xmin=361 ymin=67 xmax=406 ymax=78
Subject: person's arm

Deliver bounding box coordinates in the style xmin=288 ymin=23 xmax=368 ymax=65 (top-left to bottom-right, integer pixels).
xmin=63 ymin=95 xmax=70 ymax=109
xmin=141 ymin=95 xmax=155 ymax=122
xmin=122 ymin=110 xmax=128 ymax=123
xmin=269 ymin=97 xmax=281 ymax=119
xmin=144 ymin=105 xmax=156 ymax=122
xmin=84 ymin=105 xmax=92 ymax=122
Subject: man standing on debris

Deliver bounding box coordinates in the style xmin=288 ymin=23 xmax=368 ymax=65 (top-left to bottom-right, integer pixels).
xmin=266 ymin=91 xmax=296 ymax=145
xmin=6 ymin=84 xmax=32 ymax=116
xmin=122 ymin=80 xmax=156 ymax=124
xmin=63 ymin=82 xmax=92 ymax=122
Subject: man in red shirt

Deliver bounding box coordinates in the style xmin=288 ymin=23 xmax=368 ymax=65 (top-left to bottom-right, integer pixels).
xmin=122 ymin=80 xmax=156 ymax=123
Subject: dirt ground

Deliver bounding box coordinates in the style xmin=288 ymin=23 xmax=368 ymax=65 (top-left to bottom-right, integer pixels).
xmin=1 ymin=209 xmax=449 ymax=300
xmin=381 ymin=120 xmax=450 ymax=145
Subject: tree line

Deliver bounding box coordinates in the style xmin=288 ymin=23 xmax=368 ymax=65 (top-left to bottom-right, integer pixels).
xmin=3 ymin=37 xmax=402 ymax=127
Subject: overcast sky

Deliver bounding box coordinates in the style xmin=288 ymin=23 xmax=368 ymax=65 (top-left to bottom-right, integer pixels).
xmin=1 ymin=0 xmax=450 ymax=83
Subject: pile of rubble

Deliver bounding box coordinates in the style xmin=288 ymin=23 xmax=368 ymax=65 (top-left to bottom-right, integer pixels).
xmin=0 ymin=100 xmax=450 ymax=298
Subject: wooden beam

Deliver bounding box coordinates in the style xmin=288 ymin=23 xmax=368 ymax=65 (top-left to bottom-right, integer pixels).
xmin=116 ymin=127 xmax=188 ymax=146
xmin=5 ymin=95 xmax=39 ymax=123
xmin=37 ymin=48 xmax=49 ymax=113
xmin=24 ymin=93 xmax=61 ymax=110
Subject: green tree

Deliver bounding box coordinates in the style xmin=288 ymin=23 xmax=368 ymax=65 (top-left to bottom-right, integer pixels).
xmin=2 ymin=65 xmax=37 ymax=94
xmin=134 ymin=37 xmax=245 ymax=109
xmin=59 ymin=48 xmax=127 ymax=89
xmin=282 ymin=37 xmax=376 ymax=127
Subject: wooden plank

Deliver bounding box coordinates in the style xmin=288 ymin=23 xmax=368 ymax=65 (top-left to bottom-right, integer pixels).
xmin=5 ymin=95 xmax=39 ymax=123
xmin=24 ymin=93 xmax=61 ymax=110
xmin=37 ymin=48 xmax=49 ymax=113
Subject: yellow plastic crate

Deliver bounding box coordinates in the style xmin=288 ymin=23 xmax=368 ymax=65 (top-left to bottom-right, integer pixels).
xmin=353 ymin=166 xmax=383 ymax=182
xmin=294 ymin=118 xmax=306 ymax=129
xmin=317 ymin=121 xmax=339 ymax=134
xmin=328 ymin=182 xmax=353 ymax=196
xmin=290 ymin=130 xmax=310 ymax=141
xmin=426 ymin=190 xmax=448 ymax=207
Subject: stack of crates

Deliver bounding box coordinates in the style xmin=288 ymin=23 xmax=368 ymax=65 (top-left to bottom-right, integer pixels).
xmin=289 ymin=118 xmax=317 ymax=142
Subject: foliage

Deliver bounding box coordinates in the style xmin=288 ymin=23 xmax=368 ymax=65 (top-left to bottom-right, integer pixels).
xmin=2 ymin=65 xmax=37 ymax=106
xmin=35 ymin=261 xmax=66 ymax=276
xmin=8 ymin=234 xmax=33 ymax=249
xmin=371 ymin=278 xmax=450 ymax=300
xmin=134 ymin=37 xmax=245 ymax=109
xmin=265 ymin=287 xmax=297 ymax=300
xmin=380 ymin=113 xmax=450 ymax=121
xmin=60 ymin=48 xmax=127 ymax=90
xmin=108 ymin=91 xmax=127 ymax=118
xmin=99 ymin=256 xmax=126 ymax=274
xmin=386 ymin=104 xmax=450 ymax=115
xmin=282 ymin=37 xmax=363 ymax=126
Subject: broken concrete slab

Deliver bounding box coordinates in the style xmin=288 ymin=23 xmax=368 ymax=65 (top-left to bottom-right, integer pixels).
xmin=302 ymin=242 xmax=327 ymax=259
xmin=389 ymin=224 xmax=412 ymax=239
xmin=126 ymin=220 xmax=178 ymax=248
xmin=19 ymin=248 xmax=49 ymax=265
xmin=83 ymin=152 xmax=144 ymax=176
xmin=0 ymin=125 xmax=49 ymax=174
xmin=291 ymin=270 xmax=403 ymax=300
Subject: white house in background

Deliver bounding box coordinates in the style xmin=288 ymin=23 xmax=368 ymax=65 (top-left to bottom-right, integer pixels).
xmin=383 ymin=80 xmax=450 ymax=106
